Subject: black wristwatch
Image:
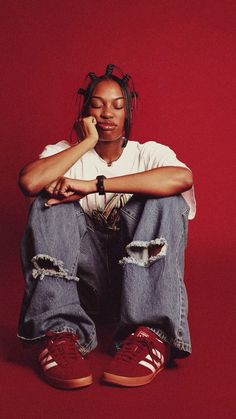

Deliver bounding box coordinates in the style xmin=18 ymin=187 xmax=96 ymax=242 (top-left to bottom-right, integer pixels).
xmin=96 ymin=175 xmax=106 ymax=195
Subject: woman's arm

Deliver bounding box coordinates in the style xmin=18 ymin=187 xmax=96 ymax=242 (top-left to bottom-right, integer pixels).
xmin=45 ymin=166 xmax=193 ymax=206
xmin=19 ymin=117 xmax=98 ymax=196
xmin=102 ymin=166 xmax=193 ymax=196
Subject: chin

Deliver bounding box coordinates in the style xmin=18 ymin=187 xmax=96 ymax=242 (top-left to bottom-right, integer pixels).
xmin=98 ymin=137 xmax=113 ymax=142
xmin=98 ymin=134 xmax=123 ymax=142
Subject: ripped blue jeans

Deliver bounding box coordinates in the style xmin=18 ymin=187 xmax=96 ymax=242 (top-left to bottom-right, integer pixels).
xmin=18 ymin=194 xmax=191 ymax=357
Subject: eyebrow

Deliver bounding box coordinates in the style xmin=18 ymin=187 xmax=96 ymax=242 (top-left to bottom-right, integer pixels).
xmin=91 ymin=96 xmax=124 ymax=101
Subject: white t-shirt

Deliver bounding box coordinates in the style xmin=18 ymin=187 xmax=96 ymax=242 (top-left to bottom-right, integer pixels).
xmin=40 ymin=140 xmax=196 ymax=220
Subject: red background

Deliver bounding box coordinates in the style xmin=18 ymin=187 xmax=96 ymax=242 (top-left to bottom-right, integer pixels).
xmin=0 ymin=1 xmax=235 ymax=418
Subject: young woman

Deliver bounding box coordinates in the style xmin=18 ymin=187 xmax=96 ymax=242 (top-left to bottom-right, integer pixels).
xmin=18 ymin=64 xmax=196 ymax=389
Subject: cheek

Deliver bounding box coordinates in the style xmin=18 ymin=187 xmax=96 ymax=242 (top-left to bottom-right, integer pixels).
xmin=119 ymin=111 xmax=126 ymax=126
xmin=88 ymin=107 xmax=99 ymax=118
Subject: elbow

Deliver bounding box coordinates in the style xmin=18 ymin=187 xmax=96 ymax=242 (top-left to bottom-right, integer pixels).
xmin=181 ymin=169 xmax=193 ymax=192
xmin=18 ymin=173 xmax=41 ymax=197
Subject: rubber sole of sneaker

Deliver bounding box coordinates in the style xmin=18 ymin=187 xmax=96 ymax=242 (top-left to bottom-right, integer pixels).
xmin=44 ymin=374 xmax=93 ymax=389
xmin=103 ymin=366 xmax=165 ymax=387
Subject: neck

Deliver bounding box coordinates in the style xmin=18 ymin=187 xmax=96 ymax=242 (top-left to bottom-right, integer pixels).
xmin=94 ymin=136 xmax=125 ymax=165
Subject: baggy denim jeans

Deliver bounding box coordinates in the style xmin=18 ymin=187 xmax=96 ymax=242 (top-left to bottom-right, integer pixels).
xmin=18 ymin=194 xmax=191 ymax=357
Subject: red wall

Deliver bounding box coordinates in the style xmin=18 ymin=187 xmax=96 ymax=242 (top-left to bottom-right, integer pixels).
xmin=1 ymin=1 xmax=235 ymax=415
xmin=1 ymin=0 xmax=235 ymax=330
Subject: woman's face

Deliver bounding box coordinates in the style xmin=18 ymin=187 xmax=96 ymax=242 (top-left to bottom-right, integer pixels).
xmin=88 ymin=79 xmax=126 ymax=141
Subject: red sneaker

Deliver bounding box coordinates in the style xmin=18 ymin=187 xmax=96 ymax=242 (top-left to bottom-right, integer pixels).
xmin=103 ymin=326 xmax=170 ymax=387
xmin=38 ymin=332 xmax=92 ymax=389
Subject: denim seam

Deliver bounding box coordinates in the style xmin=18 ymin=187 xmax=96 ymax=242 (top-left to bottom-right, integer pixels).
xmin=178 ymin=281 xmax=185 ymax=340
xmin=148 ymin=328 xmax=169 ymax=344
xmin=120 ymin=208 xmax=138 ymax=221
xmin=17 ymin=329 xmax=98 ymax=355
xmin=149 ymin=328 xmax=191 ymax=353
xmin=70 ymin=210 xmax=87 ymax=276
xmin=176 ymin=228 xmax=184 ymax=339
xmin=77 ymin=335 xmax=98 ymax=356
xmin=51 ymin=327 xmax=97 ymax=355
xmin=176 ymin=227 xmax=190 ymax=350
xmin=87 ymin=225 xmax=95 ymax=232
xmin=74 ymin=201 xmax=85 ymax=217
xmin=172 ymin=338 xmax=191 ymax=353
xmin=71 ymin=247 xmax=81 ymax=278
xmin=75 ymin=211 xmax=85 ymax=217
xmin=147 ymin=328 xmax=191 ymax=353
xmin=17 ymin=332 xmax=46 ymax=341
xmin=182 ymin=207 xmax=189 ymax=248
xmin=50 ymin=326 xmax=78 ymax=335
xmin=182 ymin=206 xmax=190 ymax=217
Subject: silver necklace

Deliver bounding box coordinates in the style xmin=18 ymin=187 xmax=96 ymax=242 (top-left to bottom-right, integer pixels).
xmin=97 ymin=149 xmax=124 ymax=167
xmin=107 ymin=152 xmax=123 ymax=166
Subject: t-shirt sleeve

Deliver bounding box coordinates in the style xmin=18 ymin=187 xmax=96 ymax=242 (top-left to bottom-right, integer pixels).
xmin=38 ymin=140 xmax=77 ymax=178
xmin=39 ymin=140 xmax=71 ymax=159
xmin=141 ymin=141 xmax=187 ymax=169
xmin=141 ymin=141 xmax=196 ymax=219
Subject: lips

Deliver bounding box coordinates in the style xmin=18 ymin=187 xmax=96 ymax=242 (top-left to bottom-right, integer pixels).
xmin=97 ymin=121 xmax=117 ymax=130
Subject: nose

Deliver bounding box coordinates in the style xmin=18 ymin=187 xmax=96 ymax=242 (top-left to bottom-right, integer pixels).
xmin=101 ymin=105 xmax=114 ymax=119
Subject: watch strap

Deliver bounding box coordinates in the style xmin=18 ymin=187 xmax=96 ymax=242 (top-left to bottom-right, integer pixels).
xmin=96 ymin=175 xmax=106 ymax=195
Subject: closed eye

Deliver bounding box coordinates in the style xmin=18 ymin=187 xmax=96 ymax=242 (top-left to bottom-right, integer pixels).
xmin=114 ymin=105 xmax=124 ymax=110
xmin=90 ymin=100 xmax=103 ymax=108
xmin=90 ymin=104 xmax=102 ymax=108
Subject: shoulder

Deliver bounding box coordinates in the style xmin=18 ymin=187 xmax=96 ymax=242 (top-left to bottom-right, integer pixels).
xmin=128 ymin=140 xmax=175 ymax=157
xmin=39 ymin=140 xmax=71 ymax=158
xmin=129 ymin=139 xmax=173 ymax=150
xmin=128 ymin=140 xmax=188 ymax=169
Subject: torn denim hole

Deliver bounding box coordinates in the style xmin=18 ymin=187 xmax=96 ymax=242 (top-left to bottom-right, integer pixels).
xmin=119 ymin=238 xmax=168 ymax=267
xmin=31 ymin=254 xmax=80 ymax=282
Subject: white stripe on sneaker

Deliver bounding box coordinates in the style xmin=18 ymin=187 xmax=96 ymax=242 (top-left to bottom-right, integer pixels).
xmin=39 ymin=348 xmax=48 ymax=360
xmin=39 ymin=348 xmax=58 ymax=371
xmin=43 ymin=361 xmax=58 ymax=371
xmin=41 ymin=355 xmax=53 ymax=365
xmin=152 ymin=348 xmax=164 ymax=363
xmin=138 ymin=347 xmax=164 ymax=373
xmin=139 ymin=360 xmax=156 ymax=373
xmin=152 ymin=348 xmax=161 ymax=358
xmin=146 ymin=354 xmax=161 ymax=368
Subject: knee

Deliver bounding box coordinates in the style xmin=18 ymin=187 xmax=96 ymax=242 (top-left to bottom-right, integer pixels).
xmin=30 ymin=195 xmax=83 ymax=214
xmin=147 ymin=195 xmax=189 ymax=216
xmin=27 ymin=196 xmax=85 ymax=231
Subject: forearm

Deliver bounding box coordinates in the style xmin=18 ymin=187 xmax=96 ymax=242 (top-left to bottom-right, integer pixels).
xmin=43 ymin=167 xmax=193 ymax=207
xmin=19 ymin=137 xmax=96 ymax=196
xmin=101 ymin=167 xmax=193 ymax=196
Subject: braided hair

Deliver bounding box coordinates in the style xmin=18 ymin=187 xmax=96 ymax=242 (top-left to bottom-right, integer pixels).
xmin=75 ymin=64 xmax=138 ymax=143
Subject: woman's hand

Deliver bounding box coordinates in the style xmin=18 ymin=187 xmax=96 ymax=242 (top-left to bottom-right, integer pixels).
xmin=76 ymin=116 xmax=99 ymax=145
xmin=44 ymin=177 xmax=96 ymax=206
